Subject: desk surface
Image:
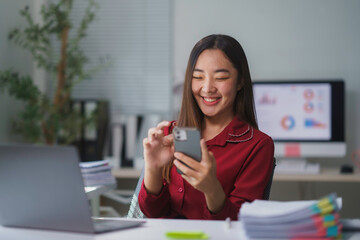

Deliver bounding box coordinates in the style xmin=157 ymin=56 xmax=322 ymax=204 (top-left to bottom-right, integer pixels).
xmin=0 ymin=219 xmax=242 ymax=240
xmin=112 ymin=167 xmax=360 ymax=182
xmin=1 ymin=218 xmax=359 ymax=240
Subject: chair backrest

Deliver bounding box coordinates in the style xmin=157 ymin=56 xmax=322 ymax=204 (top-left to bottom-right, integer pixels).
xmin=263 ymin=158 xmax=276 ymax=200
xmin=127 ymin=168 xmax=145 ymax=218
xmin=127 ymin=157 xmax=276 ymax=218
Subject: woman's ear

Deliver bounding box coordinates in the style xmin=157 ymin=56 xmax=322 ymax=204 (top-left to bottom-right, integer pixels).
xmin=237 ymin=79 xmax=244 ymax=91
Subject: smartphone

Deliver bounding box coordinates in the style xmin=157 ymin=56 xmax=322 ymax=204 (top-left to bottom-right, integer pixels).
xmin=173 ymin=127 xmax=201 ymax=174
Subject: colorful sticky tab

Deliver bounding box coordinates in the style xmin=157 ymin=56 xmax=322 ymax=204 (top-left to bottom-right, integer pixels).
xmin=327 ymin=225 xmax=340 ymax=237
xmin=312 ymin=213 xmax=338 ymax=228
xmin=311 ymin=194 xmax=338 ymax=215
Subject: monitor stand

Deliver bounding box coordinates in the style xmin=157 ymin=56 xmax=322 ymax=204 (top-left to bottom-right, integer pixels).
xmin=275 ymin=158 xmax=320 ymax=174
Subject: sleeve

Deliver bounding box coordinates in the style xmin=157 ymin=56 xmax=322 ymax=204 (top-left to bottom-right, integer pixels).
xmin=138 ymin=180 xmax=171 ymax=218
xmin=202 ymin=136 xmax=274 ymax=220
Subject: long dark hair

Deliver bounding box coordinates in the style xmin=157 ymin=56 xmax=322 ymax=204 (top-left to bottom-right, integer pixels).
xmin=177 ymin=34 xmax=258 ymax=130
xmin=164 ymin=35 xmax=258 ymax=182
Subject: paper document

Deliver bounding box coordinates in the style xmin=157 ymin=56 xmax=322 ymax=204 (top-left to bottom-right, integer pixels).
xmin=239 ymin=193 xmax=343 ymax=239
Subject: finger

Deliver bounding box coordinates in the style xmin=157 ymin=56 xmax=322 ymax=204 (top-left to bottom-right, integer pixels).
xmin=174 ymin=152 xmax=201 ymax=171
xmin=148 ymin=127 xmax=156 ymax=140
xmin=156 ymin=120 xmax=171 ymax=130
xmin=207 ymin=151 xmax=216 ymax=168
xmin=143 ymin=137 xmax=153 ymax=149
xmin=200 ymin=139 xmax=211 ymax=163
xmin=163 ymin=134 xmax=174 ymax=146
xmin=173 ymin=159 xmax=197 ymax=177
xmin=181 ymin=173 xmax=196 ymax=185
xmin=148 ymin=127 xmax=163 ymax=141
xmin=143 ymin=137 xmax=149 ymax=146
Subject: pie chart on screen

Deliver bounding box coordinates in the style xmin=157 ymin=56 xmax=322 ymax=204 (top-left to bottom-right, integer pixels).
xmin=281 ymin=115 xmax=295 ymax=130
xmin=304 ymin=89 xmax=314 ymax=100
xmin=304 ymin=102 xmax=314 ymax=113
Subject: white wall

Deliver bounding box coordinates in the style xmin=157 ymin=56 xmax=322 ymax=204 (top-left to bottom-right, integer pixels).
xmin=174 ymin=0 xmax=360 ymax=217
xmin=174 ymin=0 xmax=360 ymax=165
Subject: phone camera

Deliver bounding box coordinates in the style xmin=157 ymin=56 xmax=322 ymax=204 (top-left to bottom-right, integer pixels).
xmin=174 ymin=131 xmax=181 ymax=140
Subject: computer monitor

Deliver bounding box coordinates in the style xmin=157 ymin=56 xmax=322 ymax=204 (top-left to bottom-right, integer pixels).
xmin=252 ymin=80 xmax=346 ymax=161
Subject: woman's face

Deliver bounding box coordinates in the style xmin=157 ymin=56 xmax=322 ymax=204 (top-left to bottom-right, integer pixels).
xmin=192 ymin=49 xmax=241 ymax=121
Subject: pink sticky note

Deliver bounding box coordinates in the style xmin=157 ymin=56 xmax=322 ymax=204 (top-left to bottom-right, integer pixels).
xmin=284 ymin=143 xmax=301 ymax=157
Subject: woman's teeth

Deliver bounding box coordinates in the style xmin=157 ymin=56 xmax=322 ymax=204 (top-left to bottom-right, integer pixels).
xmin=204 ymin=97 xmax=218 ymax=102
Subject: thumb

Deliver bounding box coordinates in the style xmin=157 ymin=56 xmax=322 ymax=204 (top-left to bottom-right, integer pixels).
xmin=200 ymin=139 xmax=210 ymax=162
xmin=163 ymin=134 xmax=174 ymax=146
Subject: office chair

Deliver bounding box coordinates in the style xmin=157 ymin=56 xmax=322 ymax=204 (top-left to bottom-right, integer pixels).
xmin=127 ymin=158 xmax=276 ymax=218
xmin=127 ymin=168 xmax=145 ymax=218
xmin=263 ymin=158 xmax=276 ymax=200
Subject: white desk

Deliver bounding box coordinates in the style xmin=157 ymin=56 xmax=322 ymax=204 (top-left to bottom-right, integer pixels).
xmin=1 ymin=218 xmax=359 ymax=240
xmin=0 ymin=219 xmax=242 ymax=240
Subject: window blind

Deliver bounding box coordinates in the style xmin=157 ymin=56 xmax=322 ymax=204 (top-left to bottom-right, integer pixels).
xmin=64 ymin=0 xmax=172 ymax=117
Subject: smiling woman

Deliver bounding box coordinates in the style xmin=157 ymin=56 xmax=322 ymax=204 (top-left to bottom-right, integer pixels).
xmin=138 ymin=34 xmax=275 ymax=220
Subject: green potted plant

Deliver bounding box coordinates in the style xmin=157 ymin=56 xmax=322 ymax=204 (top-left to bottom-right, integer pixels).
xmin=0 ymin=0 xmax=107 ymax=146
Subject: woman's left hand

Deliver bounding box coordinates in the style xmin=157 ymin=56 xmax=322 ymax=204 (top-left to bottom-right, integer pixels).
xmin=173 ymin=139 xmax=219 ymax=195
xmin=174 ymin=139 xmax=226 ymax=213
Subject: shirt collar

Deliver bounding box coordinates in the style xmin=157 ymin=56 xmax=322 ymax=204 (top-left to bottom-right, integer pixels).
xmin=206 ymin=116 xmax=254 ymax=147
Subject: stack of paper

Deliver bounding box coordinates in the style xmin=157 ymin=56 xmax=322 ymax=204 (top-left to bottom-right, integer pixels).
xmin=80 ymin=160 xmax=116 ymax=187
xmin=239 ymin=193 xmax=342 ymax=239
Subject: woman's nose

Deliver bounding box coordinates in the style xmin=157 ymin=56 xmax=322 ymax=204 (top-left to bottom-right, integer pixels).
xmin=201 ymin=78 xmax=216 ymax=93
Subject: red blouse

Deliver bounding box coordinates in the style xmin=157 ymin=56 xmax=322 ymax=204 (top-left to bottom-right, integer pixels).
xmin=138 ymin=116 xmax=274 ymax=220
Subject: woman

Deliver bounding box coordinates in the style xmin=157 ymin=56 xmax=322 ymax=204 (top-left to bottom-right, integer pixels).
xmin=138 ymin=34 xmax=274 ymax=220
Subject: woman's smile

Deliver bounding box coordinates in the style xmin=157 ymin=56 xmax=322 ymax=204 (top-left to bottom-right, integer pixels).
xmin=202 ymin=96 xmax=221 ymax=105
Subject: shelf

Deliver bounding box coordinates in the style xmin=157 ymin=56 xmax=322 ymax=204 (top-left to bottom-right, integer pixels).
xmin=273 ymin=167 xmax=360 ymax=182
xmin=112 ymin=168 xmax=142 ymax=179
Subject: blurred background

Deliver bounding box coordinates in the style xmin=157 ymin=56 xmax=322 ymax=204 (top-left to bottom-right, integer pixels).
xmin=1 ymin=0 xmax=359 ymax=217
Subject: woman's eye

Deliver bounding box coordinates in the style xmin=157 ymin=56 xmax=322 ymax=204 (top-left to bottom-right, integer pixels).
xmin=216 ymin=77 xmax=229 ymax=80
xmin=192 ymin=76 xmax=202 ymax=79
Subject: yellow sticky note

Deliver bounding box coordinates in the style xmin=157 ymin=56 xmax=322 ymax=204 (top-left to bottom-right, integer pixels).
xmin=165 ymin=231 xmax=209 ymax=239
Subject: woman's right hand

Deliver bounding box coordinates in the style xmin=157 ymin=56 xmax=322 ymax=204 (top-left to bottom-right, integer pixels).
xmin=143 ymin=121 xmax=174 ymax=194
xmin=143 ymin=121 xmax=174 ymax=173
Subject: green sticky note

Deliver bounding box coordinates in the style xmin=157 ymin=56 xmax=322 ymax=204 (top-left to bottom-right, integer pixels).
xmin=165 ymin=231 xmax=209 ymax=239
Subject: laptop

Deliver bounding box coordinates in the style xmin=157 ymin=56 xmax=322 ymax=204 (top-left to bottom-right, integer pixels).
xmin=0 ymin=144 xmax=145 ymax=233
